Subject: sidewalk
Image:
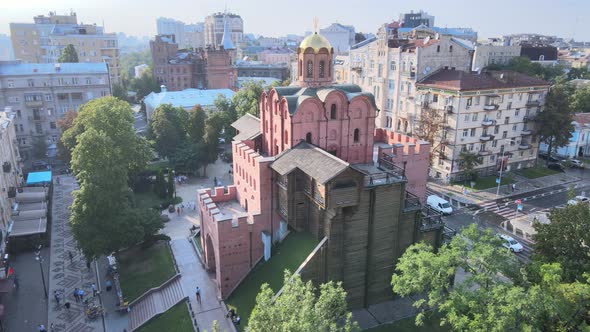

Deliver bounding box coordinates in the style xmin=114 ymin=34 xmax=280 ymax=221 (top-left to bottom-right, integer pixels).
xmin=428 ymin=171 xmax=581 ymax=206
xmin=47 ymin=175 xmax=103 ymax=331
xmin=162 ymin=158 xmax=236 ymax=332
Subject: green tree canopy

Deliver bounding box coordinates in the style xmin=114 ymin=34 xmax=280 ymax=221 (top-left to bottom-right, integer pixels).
xmin=248 ymin=271 xmax=359 ymax=332
xmin=533 ymin=203 xmax=590 ymax=282
xmin=487 ymin=56 xmax=565 ymax=83
xmin=232 ymin=81 xmax=264 ymax=117
xmin=169 ymin=142 xmax=207 ymax=175
xmin=57 ymin=110 xmax=78 ymax=164
xmin=571 ymin=85 xmax=590 ymax=114
xmin=31 ymin=136 xmax=48 ymax=160
xmin=536 ymin=84 xmax=575 ymax=160
xmin=459 ymin=151 xmax=483 ymax=181
xmin=130 ymin=71 xmax=160 ymax=101
xmin=58 ymin=44 xmax=79 ymax=63
xmin=188 ymin=105 xmax=207 ymax=144
xmin=112 ymin=83 xmax=127 ymax=101
xmin=149 ymin=104 xmax=189 ymax=158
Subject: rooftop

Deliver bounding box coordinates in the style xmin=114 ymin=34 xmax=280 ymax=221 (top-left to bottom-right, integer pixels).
xmin=232 ymin=113 xmax=261 ymax=141
xmin=144 ymin=88 xmax=235 ymax=110
xmin=0 ymin=61 xmax=108 ymax=76
xmin=416 ymin=69 xmax=550 ymax=91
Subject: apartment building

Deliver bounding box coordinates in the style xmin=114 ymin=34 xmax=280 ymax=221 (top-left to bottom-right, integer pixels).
xmin=415 ymin=69 xmax=550 ymax=181
xmin=472 ymin=44 xmax=521 ymax=71
xmin=319 ymin=23 xmax=356 ymax=54
xmin=10 ymin=12 xmax=120 ymax=83
xmin=0 ymin=61 xmax=110 ymax=160
xmin=348 ymin=27 xmax=473 ymax=129
xmin=156 ymin=17 xmax=204 ymax=49
xmin=0 ymin=110 xmax=22 ymax=255
xmin=204 ymin=12 xmax=243 ymax=48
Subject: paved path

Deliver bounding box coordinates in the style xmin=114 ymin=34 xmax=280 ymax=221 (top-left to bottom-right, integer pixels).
xmin=47 ymin=176 xmax=103 ymax=332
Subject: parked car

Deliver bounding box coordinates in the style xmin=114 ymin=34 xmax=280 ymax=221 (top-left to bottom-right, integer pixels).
xmin=567 ymin=159 xmax=584 ymax=168
xmin=547 ymin=162 xmax=564 ymax=171
xmin=540 ymin=153 xmax=560 ymax=163
xmin=497 ymin=234 xmax=524 ymax=253
xmin=567 ymin=195 xmax=590 ymax=206
xmin=32 ymin=160 xmax=48 ymax=170
xmin=426 ymin=195 xmax=453 ymax=215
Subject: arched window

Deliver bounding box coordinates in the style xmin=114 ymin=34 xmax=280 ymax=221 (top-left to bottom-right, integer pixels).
xmin=539 ymin=55 xmax=545 ymax=61
xmin=328 ymin=60 xmax=331 ymax=76
xmin=306 ymin=60 xmax=313 ymax=78
xmin=397 ymin=119 xmax=401 ymax=131
xmin=299 ymin=59 xmax=302 ymax=77
xmin=306 ymin=132 xmax=312 ymax=143
xmin=319 ymin=60 xmax=325 ymax=78
xmin=403 ymin=121 xmax=408 ymax=133
xmin=244 ymin=199 xmax=248 ymax=212
xmin=330 ymin=104 xmax=337 ymax=119
xmin=284 ymin=130 xmax=288 ymax=143
xmin=353 ymin=129 xmax=360 ymax=143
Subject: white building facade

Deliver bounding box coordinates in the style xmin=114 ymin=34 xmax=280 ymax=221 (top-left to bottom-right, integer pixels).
xmin=472 ymin=44 xmax=521 ymax=71
xmin=319 ymin=23 xmax=355 ymax=55
xmin=204 ymin=13 xmax=243 ymax=48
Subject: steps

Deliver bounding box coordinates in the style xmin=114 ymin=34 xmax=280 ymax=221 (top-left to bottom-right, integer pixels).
xmin=128 ymin=274 xmax=186 ymax=331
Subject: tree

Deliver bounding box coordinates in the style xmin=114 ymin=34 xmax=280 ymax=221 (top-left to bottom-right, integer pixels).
xmin=167 ymin=169 xmax=175 ymax=199
xmin=459 ymin=151 xmax=482 ymax=181
xmin=31 ymin=136 xmax=48 ymax=159
xmin=391 ymin=224 xmax=590 ymax=331
xmin=188 ymin=105 xmax=207 ymax=144
xmin=567 ymin=67 xmax=590 ymax=80
xmin=119 ymin=49 xmax=152 ymax=80
xmin=571 ymin=85 xmax=590 ymax=114
xmin=487 ymin=57 xmax=565 ymax=83
xmin=57 ymin=111 xmax=78 ymax=164
xmin=149 ymin=104 xmax=189 ymax=158
xmin=232 ymin=81 xmax=263 ymax=118
xmin=169 ymin=142 xmax=207 ymax=175
xmin=154 ymin=169 xmax=167 ymax=198
xmin=533 ymin=203 xmax=590 ymax=282
xmin=112 ymin=83 xmax=127 ymax=101
xmin=58 ymin=44 xmax=79 ymax=63
xmin=248 ymin=271 xmax=359 ymax=332
xmin=130 ymin=71 xmax=160 ymax=101
xmin=537 ymin=84 xmax=575 ymax=163
xmin=414 ymin=106 xmax=446 ymax=162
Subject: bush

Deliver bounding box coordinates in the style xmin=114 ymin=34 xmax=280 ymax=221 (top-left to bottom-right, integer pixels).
xmin=141 ymin=234 xmax=171 ymax=249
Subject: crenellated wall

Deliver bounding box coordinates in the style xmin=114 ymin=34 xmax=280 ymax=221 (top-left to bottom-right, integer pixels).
xmin=374 ymin=129 xmax=430 ymax=201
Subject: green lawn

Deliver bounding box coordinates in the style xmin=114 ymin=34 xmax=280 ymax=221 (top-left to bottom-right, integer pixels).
xmin=365 ymin=312 xmax=448 ymax=332
xmin=117 ymin=241 xmax=177 ymax=302
xmin=193 ymin=233 xmax=202 ymax=253
xmin=517 ymin=166 xmax=560 ymax=179
xmin=137 ymin=301 xmax=193 ymax=332
xmin=462 ymin=175 xmax=514 ymax=190
xmin=134 ymin=190 xmax=182 ymax=210
xmin=226 ymin=231 xmax=319 ymax=331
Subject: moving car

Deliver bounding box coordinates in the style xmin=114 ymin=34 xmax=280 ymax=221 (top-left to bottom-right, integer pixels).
xmin=426 ymin=195 xmax=453 ymax=215
xmin=568 ymin=159 xmax=584 ymax=168
xmin=497 ymin=233 xmax=524 ymax=253
xmin=547 ymin=162 xmax=564 ymax=171
xmin=567 ymin=195 xmax=590 ymax=206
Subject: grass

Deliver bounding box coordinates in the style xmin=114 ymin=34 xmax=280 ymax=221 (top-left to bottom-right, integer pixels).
xmin=456 ymin=175 xmax=514 ymax=190
xmin=517 ymin=166 xmax=560 ymax=179
xmin=365 ymin=312 xmax=448 ymax=332
xmin=192 ymin=232 xmax=202 ymax=253
xmin=226 ymin=231 xmax=319 ymax=331
xmin=137 ymin=301 xmax=193 ymax=332
xmin=117 ymin=241 xmax=176 ymax=302
xmin=145 ymin=160 xmax=172 ymax=172
xmin=134 ymin=190 xmax=182 ymax=210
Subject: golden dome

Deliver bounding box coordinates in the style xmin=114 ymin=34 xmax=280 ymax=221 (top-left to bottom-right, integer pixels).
xmin=299 ymin=32 xmax=332 ymax=53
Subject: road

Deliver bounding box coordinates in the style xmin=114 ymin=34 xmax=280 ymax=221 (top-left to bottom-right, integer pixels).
xmin=440 ymin=170 xmax=590 ymax=263
xmin=132 ymin=104 xmax=147 ymax=135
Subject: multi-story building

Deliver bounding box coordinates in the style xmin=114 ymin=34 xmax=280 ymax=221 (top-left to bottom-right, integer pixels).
xmin=144 ymin=86 xmax=234 ymax=120
xmin=0 ymin=35 xmax=14 ymax=61
xmin=10 ymin=12 xmax=120 ymax=83
xmin=134 ymin=64 xmax=149 ymax=78
xmin=198 ymin=30 xmax=442 ymax=307
xmin=204 ymin=12 xmax=243 ymax=48
xmin=472 ymin=43 xmax=521 ymax=71
xmin=397 ymin=26 xmax=478 ymax=43
xmin=0 ymin=61 xmax=110 ymax=160
xmin=348 ymin=27 xmax=473 ymax=129
xmin=540 ymin=113 xmax=590 ymax=158
xmin=156 ymin=17 xmax=204 ymax=49
xmin=235 ymin=61 xmax=290 ymax=81
xmin=400 ymin=10 xmax=435 ymax=28
xmin=319 ymin=23 xmax=356 ymax=54
xmin=257 ymin=48 xmax=294 ymax=65
xmin=415 ymin=69 xmax=550 ymax=181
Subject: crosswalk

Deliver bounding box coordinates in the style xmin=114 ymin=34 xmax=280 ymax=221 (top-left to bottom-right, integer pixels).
xmin=478 ymin=201 xmax=525 ymax=219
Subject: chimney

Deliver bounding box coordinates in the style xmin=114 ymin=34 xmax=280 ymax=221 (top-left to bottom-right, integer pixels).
xmin=160 ymin=85 xmax=167 ymax=92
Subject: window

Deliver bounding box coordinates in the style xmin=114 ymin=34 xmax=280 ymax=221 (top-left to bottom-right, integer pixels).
xmin=500 ymin=145 xmax=505 ymax=154
xmin=468 ymin=144 xmax=474 ymax=151
xmin=492 ymin=140 xmax=497 ymax=147
xmin=16 ymin=110 xmax=21 ymax=118
xmin=306 ymin=60 xmax=313 ymax=78
xmin=353 ymin=129 xmax=360 ymax=143
xmin=472 ymin=113 xmax=478 ymax=121
xmin=319 ymin=60 xmax=325 ymax=78
xmin=475 ymin=96 xmax=480 ymax=105
xmin=496 ymin=111 xmax=502 ymax=119
xmin=432 ymin=94 xmax=438 ymax=102
xmin=45 ymin=94 xmax=52 ymax=101
xmin=467 ymin=97 xmax=472 ymax=106
xmin=470 ymin=128 xmax=476 ymax=137
xmin=436 ymin=45 xmax=440 ymax=52
xmin=388 ymin=80 xmax=394 ymax=89
xmin=507 ymin=102 xmax=512 ymax=110
xmin=512 ymin=124 xmax=517 ymax=131
xmin=515 ymin=109 xmax=519 ymax=116
xmin=390 ymin=61 xmax=396 ymax=71
xmin=490 ymin=155 xmax=496 ymax=162
xmin=7 ymin=80 xmax=14 ymax=88
xmin=50 ymin=122 xmax=56 ymax=129
xmin=519 ymin=151 xmax=524 ymax=157
xmin=462 ymin=129 xmax=468 ymax=137
xmin=502 ymin=131 xmax=507 ymax=138
xmin=330 ymin=104 xmax=337 ymax=119
xmin=509 ymin=93 xmax=513 ymax=99
xmin=504 ymin=117 xmax=509 ymax=124
xmin=464 ymin=114 xmax=469 ymax=122
xmin=27 ymin=79 xmax=34 ymax=87
xmin=449 ymin=45 xmax=453 ymax=52
xmin=306 ymin=132 xmax=312 ymax=143
xmin=72 ymin=77 xmax=79 ymax=85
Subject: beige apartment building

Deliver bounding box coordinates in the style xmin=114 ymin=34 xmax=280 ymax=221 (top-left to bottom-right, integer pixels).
xmin=415 ymin=69 xmax=550 ymax=181
xmin=204 ymin=13 xmax=243 ymax=48
xmin=0 ymin=61 xmax=111 ymax=160
xmin=348 ymin=26 xmax=473 ymax=129
xmin=0 ymin=110 xmax=23 ymax=240
xmin=10 ymin=12 xmax=120 ymax=83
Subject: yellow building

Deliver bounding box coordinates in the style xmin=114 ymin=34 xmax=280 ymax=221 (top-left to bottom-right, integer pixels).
xmin=10 ymin=12 xmax=120 ymax=83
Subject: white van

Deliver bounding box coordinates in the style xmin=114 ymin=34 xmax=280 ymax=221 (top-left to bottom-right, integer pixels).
xmin=426 ymin=195 xmax=453 ymax=215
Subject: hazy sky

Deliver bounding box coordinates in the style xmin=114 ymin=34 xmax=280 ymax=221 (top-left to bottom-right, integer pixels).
xmin=1 ymin=0 xmax=589 ymax=41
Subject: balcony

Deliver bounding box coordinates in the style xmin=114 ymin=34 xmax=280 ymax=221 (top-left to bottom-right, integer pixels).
xmin=519 ymin=143 xmax=532 ymax=150
xmin=521 ymin=129 xmax=532 ymax=135
xmin=404 ymin=191 xmax=421 ymax=211
xmin=482 ymin=119 xmax=496 ymax=126
xmin=2 ymin=162 xmax=10 ymax=173
xmin=32 ymin=131 xmax=44 ymax=137
xmin=526 ymin=100 xmax=541 ymax=107
xmin=480 ymin=134 xmax=493 ymax=141
xmin=7 ymin=187 xmax=16 ymax=199
xmin=28 ymin=115 xmax=46 ymax=122
xmin=523 ymin=115 xmax=536 ymax=122
xmin=483 ymin=104 xmax=499 ymax=110
xmin=444 ymin=105 xmax=453 ymax=113
xmin=478 ymin=150 xmax=492 ymax=156
xmin=25 ymin=100 xmax=43 ymax=107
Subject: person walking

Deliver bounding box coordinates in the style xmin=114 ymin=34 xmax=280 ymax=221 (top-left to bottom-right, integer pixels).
xmin=54 ymin=290 xmax=60 ymax=305
xmin=176 ymin=206 xmax=180 ymax=216
xmin=64 ymin=301 xmax=71 ymax=310
xmin=195 ymin=286 xmax=201 ymax=304
xmin=91 ymin=283 xmax=97 ymax=297
xmin=213 ymin=177 xmax=217 ymax=187
xmin=13 ymin=275 xmax=18 ymax=289
xmin=38 ymin=324 xmax=47 ymax=332
xmin=73 ymin=288 xmax=80 ymax=302
xmin=68 ymin=251 xmax=73 ymax=264
xmin=511 ymin=183 xmax=516 ymax=193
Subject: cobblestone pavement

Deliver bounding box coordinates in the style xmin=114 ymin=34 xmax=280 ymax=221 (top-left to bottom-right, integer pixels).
xmin=47 ymin=176 xmax=103 ymax=332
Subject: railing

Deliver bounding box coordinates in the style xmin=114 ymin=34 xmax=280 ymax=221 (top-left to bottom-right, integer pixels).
xmin=521 ymin=129 xmax=532 ymax=135
xmin=420 ymin=206 xmax=444 ymax=231
xmin=303 ymin=188 xmax=324 ymax=206
xmin=526 ymin=100 xmax=540 ymax=107
xmin=483 ymin=104 xmax=499 ymax=110
xmin=25 ymin=100 xmax=43 ymax=107
xmin=482 ymin=119 xmax=496 ymax=126
xmin=478 ymin=150 xmax=491 ymax=156
xmin=518 ymin=144 xmax=532 ymax=150
xmin=404 ymin=191 xmax=421 ymax=210
xmin=480 ymin=135 xmax=492 ymax=141
xmin=278 ymin=206 xmax=288 ymax=219
xmin=523 ymin=115 xmax=536 ymax=122
xmin=444 ymin=105 xmax=453 ymax=113
xmin=377 ymin=157 xmax=406 ymax=178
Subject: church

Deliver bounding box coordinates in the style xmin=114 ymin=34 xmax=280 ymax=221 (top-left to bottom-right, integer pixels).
xmin=197 ymin=25 xmax=442 ymax=308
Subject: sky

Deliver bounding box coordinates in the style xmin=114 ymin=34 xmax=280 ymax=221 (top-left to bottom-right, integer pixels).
xmin=1 ymin=0 xmax=589 ymax=41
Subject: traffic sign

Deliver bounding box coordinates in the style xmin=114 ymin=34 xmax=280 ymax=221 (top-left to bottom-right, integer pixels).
xmin=515 ymin=199 xmax=522 ymax=205
xmin=496 ymin=178 xmax=500 ymax=184
xmin=517 ymin=204 xmax=523 ymax=211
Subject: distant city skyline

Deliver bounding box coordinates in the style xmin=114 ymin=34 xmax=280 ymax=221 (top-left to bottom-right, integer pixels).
xmin=2 ymin=0 xmax=589 ymax=41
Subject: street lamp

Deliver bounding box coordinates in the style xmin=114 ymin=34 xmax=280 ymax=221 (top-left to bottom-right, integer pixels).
xmin=496 ymin=139 xmax=516 ymax=197
xmin=35 ymin=248 xmax=48 ymax=299
xmin=171 ymin=170 xmax=176 ymax=198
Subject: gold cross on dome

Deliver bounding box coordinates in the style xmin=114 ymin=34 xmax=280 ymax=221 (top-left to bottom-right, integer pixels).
xmin=313 ymin=17 xmax=319 ymax=33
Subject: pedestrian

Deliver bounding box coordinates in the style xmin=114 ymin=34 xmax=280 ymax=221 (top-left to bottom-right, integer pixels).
xmin=511 ymin=183 xmax=516 ymax=192
xmin=213 ymin=176 xmax=217 ymax=187
xmin=180 ymin=204 xmax=184 ymax=213
xmin=176 ymin=206 xmax=180 ymax=216
xmin=105 ymin=280 xmax=112 ymax=292
xmin=78 ymin=289 xmax=85 ymax=302
xmin=50 ymin=323 xmax=55 ymax=331
xmin=13 ymin=275 xmax=18 ymax=289
xmin=86 ymin=259 xmax=91 ymax=271
xmin=192 ymin=201 xmax=196 ymax=211
xmin=64 ymin=301 xmax=71 ymax=310
xmin=38 ymin=324 xmax=47 ymax=332
xmin=73 ymin=288 xmax=80 ymax=302
xmin=91 ymin=283 xmax=97 ymax=297
xmin=54 ymin=290 xmax=60 ymax=305
xmin=195 ymin=286 xmax=201 ymax=304
xmin=68 ymin=251 xmax=73 ymax=264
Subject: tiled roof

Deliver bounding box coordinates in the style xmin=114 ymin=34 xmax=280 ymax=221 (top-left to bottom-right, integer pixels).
xmin=416 ymin=69 xmax=550 ymax=91
xmin=0 ymin=62 xmax=108 ymax=76
xmin=573 ymin=113 xmax=590 ymax=126
xmin=231 ymin=113 xmax=261 ymax=141
xmin=270 ymin=141 xmax=349 ymax=184
xmin=144 ymin=88 xmax=235 ymax=109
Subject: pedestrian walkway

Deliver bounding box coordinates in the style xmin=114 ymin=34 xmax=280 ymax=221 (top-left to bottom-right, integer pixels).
xmin=479 ymin=201 xmax=523 ymax=219
xmin=47 ymin=175 xmax=103 ymax=332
